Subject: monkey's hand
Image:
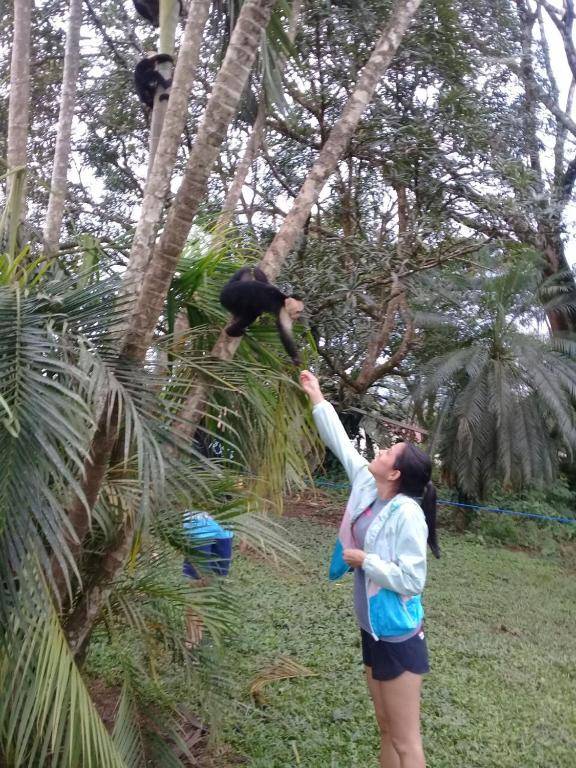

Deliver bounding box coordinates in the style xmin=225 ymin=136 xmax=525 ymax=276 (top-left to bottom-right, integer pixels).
xmin=291 ymin=356 xmax=301 ymax=366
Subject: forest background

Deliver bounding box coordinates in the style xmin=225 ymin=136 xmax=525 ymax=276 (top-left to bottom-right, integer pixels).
xmin=1 ymin=0 xmax=576 ymax=764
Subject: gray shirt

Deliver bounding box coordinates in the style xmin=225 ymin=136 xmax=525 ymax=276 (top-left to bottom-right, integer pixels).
xmin=352 ymin=497 xmax=421 ymax=642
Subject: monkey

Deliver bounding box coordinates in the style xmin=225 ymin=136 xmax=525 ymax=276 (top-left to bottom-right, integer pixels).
xmin=219 ymin=267 xmax=305 ymax=365
xmin=132 ymin=0 xmax=183 ymax=27
xmin=133 ymin=0 xmax=160 ymax=26
xmin=134 ymin=53 xmax=174 ymax=109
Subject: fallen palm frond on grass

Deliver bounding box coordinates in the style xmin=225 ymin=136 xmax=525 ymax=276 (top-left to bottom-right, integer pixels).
xmin=249 ymin=656 xmax=317 ymax=706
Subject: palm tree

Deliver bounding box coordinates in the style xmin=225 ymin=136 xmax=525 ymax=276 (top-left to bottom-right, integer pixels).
xmin=5 ymin=0 xmax=32 ymax=256
xmin=0 ymin=251 xmax=309 ymax=765
xmin=416 ymin=263 xmax=576 ymax=497
xmin=42 ymin=0 xmax=83 ymax=256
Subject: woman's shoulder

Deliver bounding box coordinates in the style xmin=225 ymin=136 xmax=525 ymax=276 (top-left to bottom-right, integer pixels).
xmin=391 ymin=495 xmax=427 ymax=525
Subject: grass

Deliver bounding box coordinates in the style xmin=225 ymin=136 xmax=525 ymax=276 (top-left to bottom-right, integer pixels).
xmin=194 ymin=518 xmax=576 ymax=768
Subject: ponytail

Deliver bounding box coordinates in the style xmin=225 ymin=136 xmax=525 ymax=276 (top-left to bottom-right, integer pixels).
xmin=421 ymin=481 xmax=440 ymax=559
xmin=394 ymin=443 xmax=441 ymax=559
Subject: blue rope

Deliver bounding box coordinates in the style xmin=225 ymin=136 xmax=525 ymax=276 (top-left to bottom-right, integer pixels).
xmin=315 ymin=478 xmax=350 ymax=489
xmin=313 ymin=479 xmax=576 ymax=525
xmin=437 ymin=499 xmax=576 ymax=525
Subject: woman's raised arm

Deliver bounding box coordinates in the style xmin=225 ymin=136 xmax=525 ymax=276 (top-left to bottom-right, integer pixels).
xmin=300 ymin=370 xmax=367 ymax=483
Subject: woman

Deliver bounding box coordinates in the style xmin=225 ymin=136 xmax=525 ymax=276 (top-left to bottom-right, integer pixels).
xmin=300 ymin=370 xmax=439 ymax=768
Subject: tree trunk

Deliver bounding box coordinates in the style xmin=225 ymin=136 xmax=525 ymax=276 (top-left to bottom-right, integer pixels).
xmin=123 ymin=0 xmax=277 ymax=361
xmin=175 ymin=0 xmax=424 ymax=439
xmin=213 ymin=103 xmax=266 ymax=242
xmin=42 ymin=0 xmax=83 ymax=256
xmin=259 ymin=0 xmax=423 ymax=279
xmin=5 ymin=0 xmax=32 ymax=255
xmin=62 ymin=0 xmax=278 ymax=651
xmin=516 ymin=0 xmax=576 ymax=332
xmin=124 ymin=0 xmax=212 ymax=291
xmin=213 ymin=0 xmax=303 ymax=241
xmin=147 ymin=0 xmax=181 ymax=175
xmin=52 ymin=0 xmax=212 ymax=602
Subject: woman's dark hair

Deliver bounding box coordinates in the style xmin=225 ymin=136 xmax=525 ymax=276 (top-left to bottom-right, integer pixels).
xmin=394 ymin=443 xmax=440 ymax=558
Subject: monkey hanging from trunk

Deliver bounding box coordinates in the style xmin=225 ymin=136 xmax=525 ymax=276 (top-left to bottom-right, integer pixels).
xmin=134 ymin=52 xmax=174 ymax=110
xmin=219 ymin=267 xmax=305 ymax=366
xmin=132 ymin=0 xmax=184 ymax=27
xmin=133 ymin=0 xmax=160 ymax=26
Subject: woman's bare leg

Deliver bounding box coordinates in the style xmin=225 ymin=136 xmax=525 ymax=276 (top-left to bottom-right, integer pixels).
xmin=365 ymin=666 xmax=401 ymax=768
xmin=376 ymin=671 xmax=425 ymax=768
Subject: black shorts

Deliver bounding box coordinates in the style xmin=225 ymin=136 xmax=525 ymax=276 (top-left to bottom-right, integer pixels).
xmin=361 ymin=627 xmax=430 ymax=681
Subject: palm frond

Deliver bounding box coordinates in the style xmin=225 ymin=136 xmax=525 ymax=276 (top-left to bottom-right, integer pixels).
xmin=112 ymin=685 xmax=147 ymax=768
xmin=249 ymin=656 xmax=317 ymax=706
xmin=0 ymin=572 xmax=128 ymax=768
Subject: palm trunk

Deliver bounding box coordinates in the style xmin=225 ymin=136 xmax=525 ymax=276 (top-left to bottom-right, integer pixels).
xmin=171 ymin=0 xmax=305 ymax=428
xmin=62 ymin=0 xmax=278 ymax=652
xmin=124 ymin=0 xmax=212 ymax=291
xmin=42 ymin=0 xmax=83 ymax=256
xmin=53 ymin=0 xmax=212 ymax=603
xmin=122 ymin=0 xmax=278 ymax=361
xmin=6 ymin=0 xmax=32 ymax=255
xmin=175 ymin=0 xmax=424 ymax=440
xmin=147 ymin=0 xmax=181 ymax=175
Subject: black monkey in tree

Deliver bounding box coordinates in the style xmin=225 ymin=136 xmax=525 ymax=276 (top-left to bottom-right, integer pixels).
xmin=219 ymin=267 xmax=305 ymax=365
xmin=134 ymin=53 xmax=174 ymax=109
xmin=133 ymin=0 xmax=160 ymax=26
xmin=132 ymin=0 xmax=184 ymax=27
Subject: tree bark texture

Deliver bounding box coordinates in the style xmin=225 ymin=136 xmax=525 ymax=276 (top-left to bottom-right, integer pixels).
xmin=124 ymin=0 xmax=212 ymax=290
xmin=6 ymin=0 xmax=32 ymax=239
xmin=42 ymin=0 xmax=83 ymax=256
xmin=122 ymin=0 xmax=278 ymax=361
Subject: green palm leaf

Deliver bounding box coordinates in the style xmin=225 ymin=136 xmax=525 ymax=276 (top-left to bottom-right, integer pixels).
xmin=0 ymin=574 xmax=128 ymax=768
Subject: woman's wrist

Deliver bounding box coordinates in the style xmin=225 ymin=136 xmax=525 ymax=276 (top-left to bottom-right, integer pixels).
xmin=309 ymin=392 xmax=325 ymax=406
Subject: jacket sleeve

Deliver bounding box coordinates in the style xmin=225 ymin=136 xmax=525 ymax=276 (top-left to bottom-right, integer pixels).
xmin=312 ymin=401 xmax=367 ymax=484
xmin=362 ymin=506 xmax=428 ymax=596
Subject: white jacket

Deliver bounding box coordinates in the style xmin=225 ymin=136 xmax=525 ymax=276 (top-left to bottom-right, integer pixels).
xmin=313 ymin=400 xmax=428 ymax=639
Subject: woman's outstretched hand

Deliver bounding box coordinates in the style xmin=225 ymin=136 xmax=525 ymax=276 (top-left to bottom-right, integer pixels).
xmin=299 ymin=370 xmax=325 ymax=406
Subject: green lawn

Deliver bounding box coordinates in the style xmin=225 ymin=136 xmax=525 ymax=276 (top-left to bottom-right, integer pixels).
xmin=201 ymin=518 xmax=576 ymax=768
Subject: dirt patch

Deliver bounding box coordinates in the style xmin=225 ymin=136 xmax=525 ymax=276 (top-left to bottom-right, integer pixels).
xmin=559 ymin=540 xmax=576 ymax=573
xmin=283 ymin=489 xmax=343 ymax=526
xmin=87 ymin=677 xmax=121 ymax=732
xmin=86 ymin=678 xmax=241 ymax=767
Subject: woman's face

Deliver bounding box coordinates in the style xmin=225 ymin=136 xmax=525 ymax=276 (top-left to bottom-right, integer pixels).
xmin=368 ymin=442 xmax=405 ymax=484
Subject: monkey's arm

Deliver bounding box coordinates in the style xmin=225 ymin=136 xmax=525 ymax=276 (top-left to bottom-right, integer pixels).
xmin=226 ymin=311 xmax=260 ymax=337
xmin=151 ymin=53 xmax=174 ymax=65
xmin=276 ymin=309 xmax=301 ymax=365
